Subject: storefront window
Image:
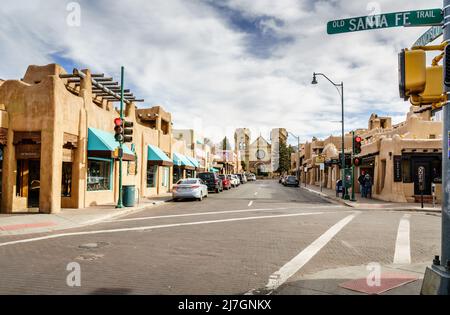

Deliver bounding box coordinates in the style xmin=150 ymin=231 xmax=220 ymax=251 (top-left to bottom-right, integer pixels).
xmin=87 ymin=159 xmax=112 ymax=191
xmin=61 ymin=162 xmax=72 ymax=197
xmin=186 ymin=170 xmax=194 ymax=178
xmin=402 ymin=158 xmax=412 ymax=183
xmin=147 ymin=163 xmax=157 ymax=188
xmin=432 ymin=159 xmax=442 ymax=183
xmin=173 ymin=166 xmax=182 ymax=184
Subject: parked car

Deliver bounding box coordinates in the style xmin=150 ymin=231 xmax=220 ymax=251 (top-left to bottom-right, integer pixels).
xmin=236 ymin=173 xmax=247 ymax=184
xmin=219 ymin=174 xmax=232 ymax=190
xmin=279 ymin=175 xmax=287 ymax=184
xmin=284 ymin=176 xmax=299 ymax=187
xmin=173 ymin=178 xmax=208 ymax=201
xmin=247 ymin=173 xmax=256 ymax=181
xmin=228 ymin=174 xmax=240 ymax=187
xmin=198 ymin=172 xmax=223 ymax=193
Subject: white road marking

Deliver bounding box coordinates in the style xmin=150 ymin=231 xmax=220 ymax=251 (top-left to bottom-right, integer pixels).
xmin=0 ymin=212 xmax=331 ymax=248
xmin=248 ymin=201 xmax=254 ymax=207
xmin=393 ymin=214 xmax=411 ymax=265
xmin=108 ymin=206 xmax=336 ymax=223
xmin=254 ymin=192 xmax=258 ymax=196
xmin=258 ymin=213 xmax=358 ymax=293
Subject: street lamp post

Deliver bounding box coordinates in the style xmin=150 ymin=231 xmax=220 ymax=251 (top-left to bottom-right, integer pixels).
xmin=312 ymin=72 xmax=349 ymax=200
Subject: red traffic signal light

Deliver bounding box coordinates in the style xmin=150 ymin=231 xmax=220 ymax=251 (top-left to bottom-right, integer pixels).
xmin=354 ymin=135 xmax=362 ymax=155
xmin=114 ymin=118 xmax=123 ymax=126
xmin=353 ymin=157 xmax=361 ymax=167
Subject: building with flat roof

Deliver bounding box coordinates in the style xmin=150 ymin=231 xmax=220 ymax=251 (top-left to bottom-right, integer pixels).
xmin=0 ymin=64 xmax=176 ymax=214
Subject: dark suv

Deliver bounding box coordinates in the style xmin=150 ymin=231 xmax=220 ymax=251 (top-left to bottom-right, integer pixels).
xmin=198 ymin=172 xmax=223 ymax=193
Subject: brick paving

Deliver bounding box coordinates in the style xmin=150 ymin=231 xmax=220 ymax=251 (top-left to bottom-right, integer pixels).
xmin=0 ymin=180 xmax=441 ymax=295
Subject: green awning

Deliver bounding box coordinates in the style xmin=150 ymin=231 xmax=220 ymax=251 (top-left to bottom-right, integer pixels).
xmin=88 ymin=128 xmax=134 ymax=161
xmin=148 ymin=145 xmax=173 ymax=166
xmin=209 ymin=167 xmax=219 ymax=173
xmin=173 ymin=152 xmax=196 ymax=170
xmin=185 ymin=156 xmax=200 ymax=169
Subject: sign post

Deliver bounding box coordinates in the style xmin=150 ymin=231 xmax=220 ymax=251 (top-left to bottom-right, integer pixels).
xmin=421 ymin=0 xmax=450 ymax=295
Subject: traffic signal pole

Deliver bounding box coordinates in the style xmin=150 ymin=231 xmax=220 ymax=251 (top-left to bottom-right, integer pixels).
xmin=116 ymin=66 xmax=125 ymax=209
xmin=351 ymin=131 xmax=356 ymax=201
xmin=444 ymin=0 xmax=450 ymax=276
xmin=420 ymin=1 xmax=450 ymax=294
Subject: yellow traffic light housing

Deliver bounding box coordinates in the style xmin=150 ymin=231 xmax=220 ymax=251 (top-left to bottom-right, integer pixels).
xmin=399 ymin=49 xmax=427 ymax=100
xmin=410 ymin=65 xmax=445 ymax=105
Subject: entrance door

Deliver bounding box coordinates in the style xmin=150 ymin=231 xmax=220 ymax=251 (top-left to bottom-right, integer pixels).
xmin=413 ymin=161 xmax=431 ymax=195
xmin=28 ymin=160 xmax=40 ymax=208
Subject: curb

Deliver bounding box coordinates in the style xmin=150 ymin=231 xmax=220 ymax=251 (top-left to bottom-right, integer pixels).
xmin=0 ymin=198 xmax=173 ymax=237
xmin=300 ymin=186 xmax=441 ymax=213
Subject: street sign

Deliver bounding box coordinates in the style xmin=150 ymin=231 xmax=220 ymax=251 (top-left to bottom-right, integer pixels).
xmin=413 ymin=26 xmax=443 ymax=47
xmin=327 ymin=8 xmax=443 ymax=35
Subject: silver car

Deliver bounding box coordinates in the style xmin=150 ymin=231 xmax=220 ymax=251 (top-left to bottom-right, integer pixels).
xmin=173 ymin=178 xmax=208 ymax=201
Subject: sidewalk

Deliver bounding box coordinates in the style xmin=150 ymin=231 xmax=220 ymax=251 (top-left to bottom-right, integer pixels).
xmin=301 ymin=184 xmax=441 ymax=213
xmin=0 ymin=195 xmax=173 ymax=236
xmin=275 ymin=262 xmax=428 ymax=295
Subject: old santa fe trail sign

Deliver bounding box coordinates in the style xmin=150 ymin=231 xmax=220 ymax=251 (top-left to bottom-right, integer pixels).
xmin=327 ymin=8 xmax=443 ymax=35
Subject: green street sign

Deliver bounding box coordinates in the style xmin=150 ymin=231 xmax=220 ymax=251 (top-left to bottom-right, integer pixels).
xmin=413 ymin=26 xmax=443 ymax=47
xmin=328 ymin=8 xmax=443 ymax=35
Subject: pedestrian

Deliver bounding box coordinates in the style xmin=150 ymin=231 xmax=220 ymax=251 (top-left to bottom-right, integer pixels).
xmin=358 ymin=171 xmax=366 ymax=198
xmin=364 ymin=173 xmax=372 ymax=199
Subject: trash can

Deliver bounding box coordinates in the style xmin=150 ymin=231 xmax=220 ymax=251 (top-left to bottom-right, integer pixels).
xmin=123 ymin=185 xmax=136 ymax=207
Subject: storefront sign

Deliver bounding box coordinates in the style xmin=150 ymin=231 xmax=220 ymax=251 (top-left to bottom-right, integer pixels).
xmin=15 ymin=144 xmax=41 ymax=160
xmin=62 ymin=148 xmax=74 ymax=162
xmin=393 ymin=155 xmax=402 ymax=182
xmin=128 ymin=161 xmax=137 ymax=176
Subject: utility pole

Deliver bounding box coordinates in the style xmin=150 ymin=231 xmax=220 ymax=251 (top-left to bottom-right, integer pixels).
xmin=351 ymin=131 xmax=356 ymax=201
xmin=116 ymin=66 xmax=125 ymax=209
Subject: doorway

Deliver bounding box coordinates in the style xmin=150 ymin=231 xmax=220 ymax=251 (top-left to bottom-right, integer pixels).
xmin=16 ymin=160 xmax=41 ymax=208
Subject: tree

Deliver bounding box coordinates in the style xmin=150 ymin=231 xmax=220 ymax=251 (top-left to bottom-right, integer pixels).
xmin=277 ymin=141 xmax=294 ymax=174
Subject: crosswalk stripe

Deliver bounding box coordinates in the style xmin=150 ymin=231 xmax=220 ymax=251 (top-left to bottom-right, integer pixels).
xmin=393 ymin=214 xmax=411 ymax=265
xmin=256 ymin=213 xmax=359 ymax=293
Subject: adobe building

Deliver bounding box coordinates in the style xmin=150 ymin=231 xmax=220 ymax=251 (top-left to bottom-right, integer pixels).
xmin=300 ymin=107 xmax=443 ymax=203
xmin=0 ymin=64 xmax=174 ymax=214
xmin=355 ymin=110 xmax=442 ymax=203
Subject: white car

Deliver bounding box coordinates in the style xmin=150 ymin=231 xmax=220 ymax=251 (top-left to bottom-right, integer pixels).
xmin=228 ymin=174 xmax=240 ymax=187
xmin=173 ymin=178 xmax=208 ymax=201
xmin=247 ymin=174 xmax=256 ymax=181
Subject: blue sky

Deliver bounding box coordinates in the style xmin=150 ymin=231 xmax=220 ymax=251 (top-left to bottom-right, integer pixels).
xmin=0 ymin=0 xmax=443 ymax=144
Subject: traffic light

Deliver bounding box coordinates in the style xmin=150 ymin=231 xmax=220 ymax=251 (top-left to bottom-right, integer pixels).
xmin=353 ymin=135 xmax=362 ymax=155
xmin=353 ymin=157 xmax=362 ymax=167
xmin=123 ymin=121 xmax=134 ymax=143
xmin=114 ymin=118 xmax=124 ymax=143
xmin=410 ymin=65 xmax=445 ymax=106
xmin=398 ymin=49 xmax=426 ymax=100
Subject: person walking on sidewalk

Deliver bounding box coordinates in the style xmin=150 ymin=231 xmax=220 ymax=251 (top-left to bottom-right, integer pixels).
xmin=358 ymin=171 xmax=366 ymax=198
xmin=364 ymin=173 xmax=373 ymax=199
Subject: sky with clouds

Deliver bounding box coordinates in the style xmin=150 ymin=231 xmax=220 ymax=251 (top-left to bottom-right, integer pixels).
xmin=0 ymin=0 xmax=444 ymax=145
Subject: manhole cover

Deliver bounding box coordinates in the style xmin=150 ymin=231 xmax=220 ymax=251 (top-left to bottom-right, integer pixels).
xmin=78 ymin=242 xmax=110 ymax=250
xmin=76 ymin=253 xmax=104 ymax=261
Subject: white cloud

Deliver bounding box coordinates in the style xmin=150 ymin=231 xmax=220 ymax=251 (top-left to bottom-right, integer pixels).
xmin=0 ymin=0 xmax=443 ymax=145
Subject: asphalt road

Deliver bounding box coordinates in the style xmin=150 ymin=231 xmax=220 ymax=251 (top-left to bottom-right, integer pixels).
xmin=0 ymin=180 xmax=441 ymax=295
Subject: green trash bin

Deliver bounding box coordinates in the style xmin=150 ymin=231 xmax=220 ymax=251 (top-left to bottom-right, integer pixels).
xmin=123 ymin=185 xmax=136 ymax=207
